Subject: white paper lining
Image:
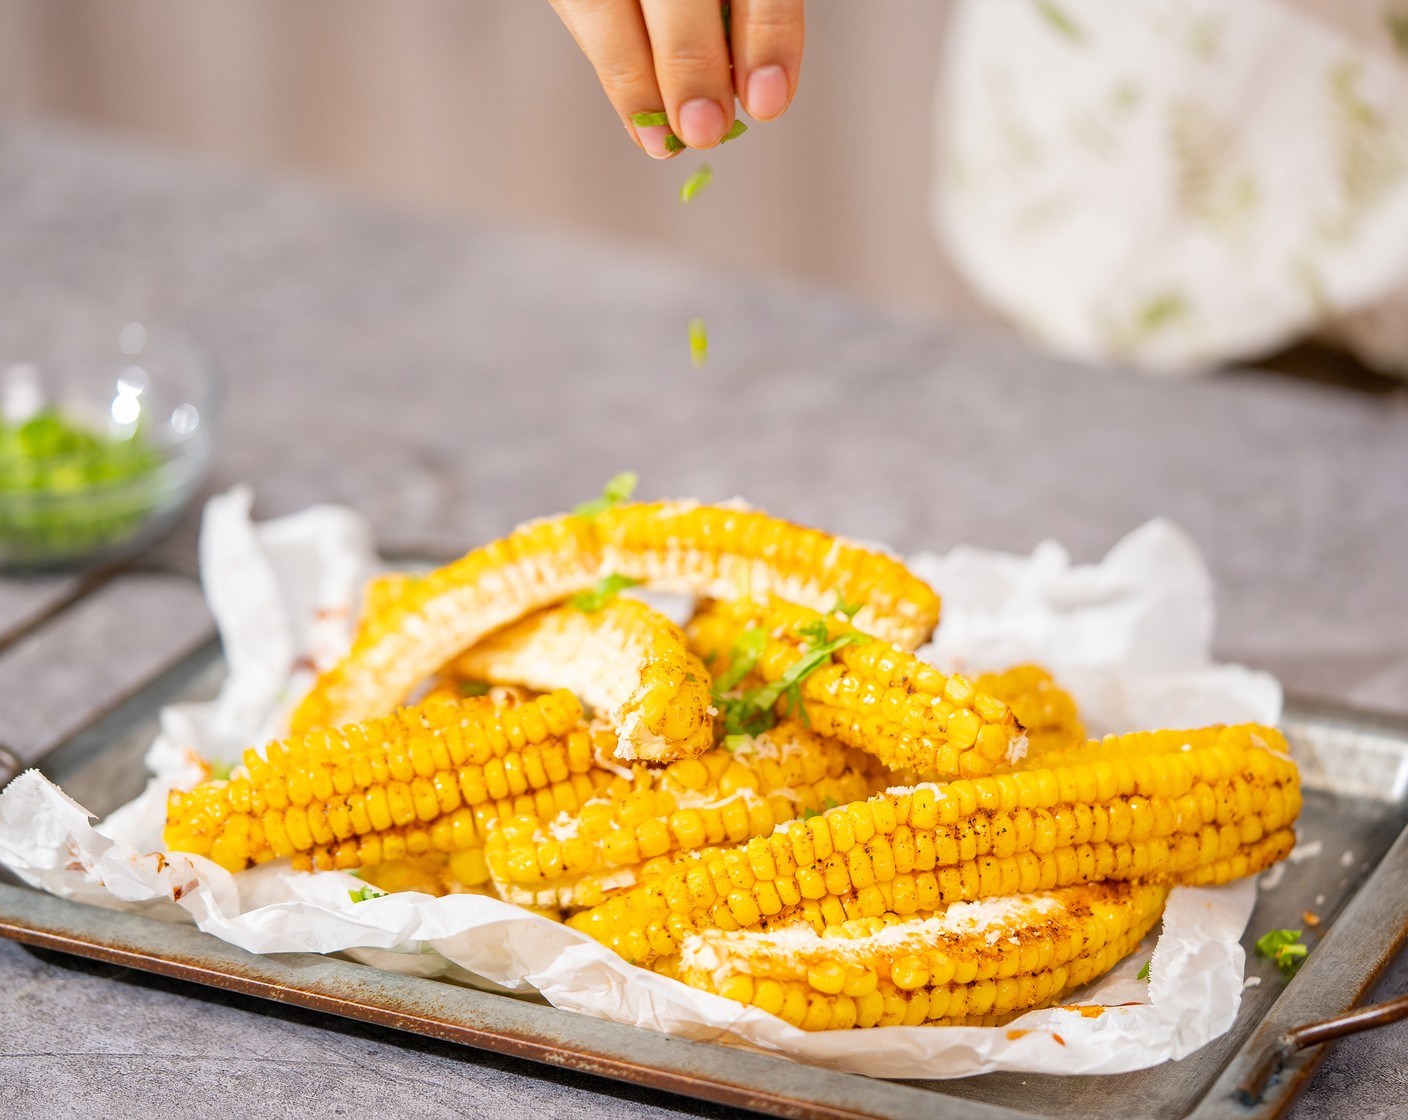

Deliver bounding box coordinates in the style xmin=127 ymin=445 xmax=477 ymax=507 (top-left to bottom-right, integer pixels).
xmin=0 ymin=491 xmax=1283 ymax=1078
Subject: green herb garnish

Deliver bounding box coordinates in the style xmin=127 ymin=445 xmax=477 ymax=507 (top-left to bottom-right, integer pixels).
xmin=458 ymin=680 xmax=491 ymax=697
xmin=570 ymin=572 xmax=642 ymax=613
xmin=573 ymin=471 xmax=638 ymax=518
xmin=209 ymin=760 xmax=234 ymax=781
xmin=665 ymin=132 xmax=685 ymax=153
xmin=680 ymin=162 xmax=714 ymax=203
xmin=832 ymin=593 xmax=863 ymax=620
xmin=720 ymin=120 xmax=748 ymax=144
xmin=631 ymin=111 xmax=669 ymax=128
xmin=712 ymin=629 xmax=871 ymax=736
xmin=348 ymin=884 xmax=387 ymax=903
xmin=713 ymin=627 xmax=767 ymax=692
xmin=0 ymin=406 xmax=163 ymax=561
xmin=723 ymin=734 xmax=749 ymax=753
xmin=1255 ymin=929 xmax=1309 ymax=976
xmin=689 ymin=318 xmax=709 ymax=368
xmin=1137 ymin=959 xmax=1151 ymax=981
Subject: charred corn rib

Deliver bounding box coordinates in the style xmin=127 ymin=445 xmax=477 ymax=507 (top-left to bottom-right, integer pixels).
xmin=567 ymin=724 xmax=1299 ymax=967
xmin=165 ymin=690 xmax=622 ymax=874
xmin=974 ymin=665 xmax=1086 ymax=756
xmin=673 ymin=882 xmax=1167 ymax=1029
xmin=485 ymin=722 xmax=886 ymax=909
xmin=293 ymin=503 xmax=939 ymax=733
xmin=688 ymin=598 xmax=1026 ymax=779
xmin=451 ymin=598 xmax=713 ymax=762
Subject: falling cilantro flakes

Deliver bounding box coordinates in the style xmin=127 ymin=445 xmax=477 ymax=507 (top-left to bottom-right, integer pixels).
xmin=348 ymin=884 xmax=387 ymax=903
xmin=573 ymin=471 xmax=638 ymax=518
xmin=1137 ymin=960 xmax=1151 ymax=981
xmin=630 ymin=111 xmax=669 ymax=128
xmin=720 ymin=120 xmax=748 ymax=143
xmin=680 ymin=162 xmax=714 ymax=203
xmin=689 ymin=318 xmax=709 ymax=368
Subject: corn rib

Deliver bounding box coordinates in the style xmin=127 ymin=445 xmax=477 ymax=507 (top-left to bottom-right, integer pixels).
xmin=484 ymin=721 xmax=887 ymax=908
xmin=566 ymin=724 xmax=1300 ymax=967
xmin=674 ymin=881 xmax=1168 ymax=1029
xmin=292 ymin=503 xmax=940 ymax=732
xmin=165 ymin=689 xmax=624 ymax=874
xmin=689 ymin=598 xmax=1026 ymax=779
xmin=451 ymin=598 xmax=714 ymax=762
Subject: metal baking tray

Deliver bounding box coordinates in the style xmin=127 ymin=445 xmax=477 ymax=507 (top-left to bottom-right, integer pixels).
xmin=2 ymin=640 xmax=1406 ymax=1120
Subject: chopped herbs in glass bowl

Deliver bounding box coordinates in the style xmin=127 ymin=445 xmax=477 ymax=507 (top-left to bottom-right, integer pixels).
xmin=0 ymin=321 xmax=222 ymax=570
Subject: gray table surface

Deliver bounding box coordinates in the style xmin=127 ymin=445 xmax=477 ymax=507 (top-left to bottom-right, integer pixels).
xmin=1 ymin=121 xmax=1406 ymax=1119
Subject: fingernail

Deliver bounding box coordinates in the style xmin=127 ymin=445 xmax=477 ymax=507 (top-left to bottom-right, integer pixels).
xmin=746 ymin=65 xmax=788 ymax=120
xmin=636 ymin=125 xmax=674 ymax=159
xmin=678 ymin=98 xmax=727 ymax=148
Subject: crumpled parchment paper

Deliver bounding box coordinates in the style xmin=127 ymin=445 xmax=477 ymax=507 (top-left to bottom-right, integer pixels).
xmin=0 ymin=488 xmax=1282 ymax=1077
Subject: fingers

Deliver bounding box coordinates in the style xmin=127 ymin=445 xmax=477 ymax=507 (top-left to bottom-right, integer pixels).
xmin=549 ymin=0 xmax=676 ymax=158
xmin=639 ymin=0 xmax=736 ymax=149
xmin=730 ymin=0 xmax=804 ymax=120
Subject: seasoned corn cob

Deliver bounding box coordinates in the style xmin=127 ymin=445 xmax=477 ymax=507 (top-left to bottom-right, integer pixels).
xmin=567 ymin=724 xmax=1300 ymax=967
xmin=688 ymin=598 xmax=1027 ymax=779
xmin=166 ymin=689 xmax=624 ymax=874
xmin=293 ymin=503 xmax=939 ymax=732
xmin=673 ymin=881 xmax=1168 ymax=1029
xmin=974 ymin=665 xmax=1086 ymax=756
xmin=484 ymin=722 xmax=886 ymax=908
xmin=451 ymin=598 xmax=714 ymax=762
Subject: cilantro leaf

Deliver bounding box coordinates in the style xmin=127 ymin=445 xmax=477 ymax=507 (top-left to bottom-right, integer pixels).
xmin=1255 ymin=929 xmax=1309 ymax=976
xmin=831 ymin=593 xmax=864 ymax=620
xmin=570 ymin=572 xmax=642 ymax=613
xmin=631 ymin=111 xmax=669 ymax=128
xmin=209 ymin=760 xmax=234 ymax=781
xmin=573 ymin=471 xmax=639 ymax=518
xmin=713 ymin=627 xmax=767 ymax=693
xmin=823 ymin=797 xmax=839 ymax=810
xmin=747 ymin=632 xmax=871 ymax=715
xmin=799 ymin=805 xmax=821 ymax=821
xmin=680 ymin=162 xmax=714 ymax=204
xmin=689 ymin=317 xmax=708 ymax=368
xmin=348 ymin=885 xmax=387 ymax=903
xmin=458 ymin=680 xmax=491 ymax=697
xmin=665 ymin=132 xmax=685 ymax=153
xmin=723 ymin=734 xmax=749 ymax=753
xmin=797 ymin=618 xmax=830 ymax=647
xmin=1137 ymin=959 xmax=1151 ymax=980
xmin=720 ymin=120 xmax=748 ymax=144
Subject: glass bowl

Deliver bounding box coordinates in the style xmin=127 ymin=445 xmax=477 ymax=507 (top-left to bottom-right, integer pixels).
xmin=0 ymin=321 xmax=222 ymax=571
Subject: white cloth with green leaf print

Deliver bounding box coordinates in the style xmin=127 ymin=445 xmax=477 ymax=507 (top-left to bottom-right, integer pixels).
xmin=935 ymin=0 xmax=1408 ymax=375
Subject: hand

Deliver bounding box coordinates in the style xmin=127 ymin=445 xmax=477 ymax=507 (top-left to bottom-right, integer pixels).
xmin=548 ymin=0 xmax=804 ymax=158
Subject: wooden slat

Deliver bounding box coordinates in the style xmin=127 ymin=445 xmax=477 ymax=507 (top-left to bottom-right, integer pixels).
xmin=0 ymin=572 xmax=212 ymax=764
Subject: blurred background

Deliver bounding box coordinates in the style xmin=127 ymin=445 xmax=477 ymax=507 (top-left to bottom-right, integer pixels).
xmin=0 ymin=0 xmax=980 ymax=321
xmin=2 ymin=0 xmax=1407 ymax=381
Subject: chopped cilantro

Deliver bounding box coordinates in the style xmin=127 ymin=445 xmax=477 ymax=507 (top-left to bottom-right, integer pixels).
xmin=630 ymin=111 xmax=669 ymax=128
xmin=1137 ymin=959 xmax=1151 ymax=981
xmin=714 ymin=627 xmax=767 ymax=693
xmin=680 ymin=162 xmax=714 ymax=204
xmin=665 ymin=132 xmax=685 ymax=153
xmin=570 ymin=572 xmax=642 ymax=613
xmin=458 ymin=680 xmax=491 ymax=697
xmin=797 ymin=618 xmax=830 ymax=647
xmin=1255 ymin=929 xmax=1309 ymax=976
xmin=823 ymin=797 xmax=839 ymax=810
xmin=712 ymin=629 xmax=870 ymax=737
xmin=831 ymin=593 xmax=863 ymax=620
xmin=209 ymin=760 xmax=234 ymax=781
xmin=689 ymin=317 xmax=709 ymax=368
xmin=723 ymin=734 xmax=749 ymax=753
xmin=348 ymin=885 xmax=387 ymax=903
xmin=720 ymin=120 xmax=748 ymax=144
xmin=573 ymin=471 xmax=638 ymax=518
xmin=799 ymin=805 xmax=821 ymax=821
